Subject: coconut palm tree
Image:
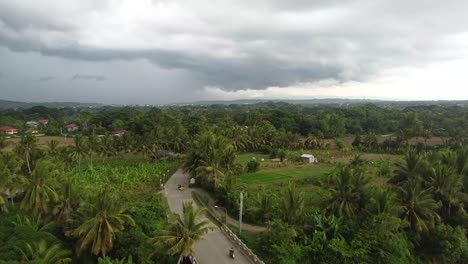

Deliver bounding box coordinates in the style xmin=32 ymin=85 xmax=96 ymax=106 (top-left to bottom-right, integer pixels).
xmin=429 ymin=164 xmax=465 ymax=222
xmin=366 ymin=188 xmax=402 ymax=217
xmin=53 ymin=177 xmax=78 ymax=224
xmin=17 ymin=240 xmax=71 ymax=264
xmin=195 ymin=160 xmax=226 ymax=187
xmin=398 ymin=181 xmax=440 ymax=237
xmin=71 ymin=187 xmax=135 ymax=257
xmin=254 ymin=189 xmax=276 ymax=223
xmin=0 ymin=152 xmax=23 ymax=212
xmin=15 ymin=133 xmax=37 ymax=175
xmin=281 ymin=182 xmax=304 ymax=225
xmin=68 ymin=135 xmax=88 ymax=170
xmin=155 ymin=201 xmax=213 ymax=259
xmin=323 ymin=166 xmax=369 ymax=218
xmin=86 ymin=134 xmax=100 ymax=163
xmin=391 ymin=150 xmax=425 ymax=186
xmin=20 ymin=159 xmax=59 ymax=216
xmin=47 ymin=140 xmax=60 ymax=158
xmin=184 ymin=131 xmax=236 ymax=187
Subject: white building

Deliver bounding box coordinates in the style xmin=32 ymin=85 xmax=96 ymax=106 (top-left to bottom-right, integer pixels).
xmin=301 ymin=154 xmax=318 ymax=163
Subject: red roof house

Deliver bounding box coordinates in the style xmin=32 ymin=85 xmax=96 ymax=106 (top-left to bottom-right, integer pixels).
xmin=65 ymin=124 xmax=79 ymax=132
xmin=111 ymin=130 xmax=127 ymax=136
xmin=38 ymin=119 xmax=49 ymax=125
xmin=0 ymin=126 xmax=19 ymax=135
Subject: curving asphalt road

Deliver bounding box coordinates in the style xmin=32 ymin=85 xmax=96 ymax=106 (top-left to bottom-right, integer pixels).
xmin=165 ymin=169 xmax=253 ymax=264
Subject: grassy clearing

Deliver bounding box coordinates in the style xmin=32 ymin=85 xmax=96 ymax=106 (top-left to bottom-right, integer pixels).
xmin=237 ymin=151 xmax=399 ymax=194
xmin=238 ymin=163 xmax=334 ymax=185
xmin=237 ymin=153 xmax=271 ymax=167
xmin=4 ymin=135 xmax=73 ymax=151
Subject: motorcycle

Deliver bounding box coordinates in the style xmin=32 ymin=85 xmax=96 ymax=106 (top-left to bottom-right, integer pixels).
xmin=229 ymin=249 xmax=235 ymax=259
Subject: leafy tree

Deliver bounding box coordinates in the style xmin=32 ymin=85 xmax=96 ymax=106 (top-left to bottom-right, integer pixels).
xmin=354 ymin=214 xmax=414 ymax=264
xmin=418 ymin=224 xmax=468 ymax=263
xmin=320 ymin=113 xmax=345 ymax=138
xmin=352 ymin=134 xmax=362 ymax=149
xmin=155 ymin=201 xmax=213 ymax=259
xmin=258 ymin=220 xmax=304 ymax=263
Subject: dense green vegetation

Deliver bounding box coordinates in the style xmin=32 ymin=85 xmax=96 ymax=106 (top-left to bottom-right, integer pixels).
xmin=0 ymin=134 xmax=181 ymax=263
xmin=1 ymin=102 xmax=468 ymax=263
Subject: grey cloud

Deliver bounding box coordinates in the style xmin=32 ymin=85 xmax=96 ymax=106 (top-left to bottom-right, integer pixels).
xmin=37 ymin=76 xmax=54 ymax=82
xmin=72 ymin=74 xmax=106 ymax=81
xmin=1 ymin=0 xmax=468 ymax=93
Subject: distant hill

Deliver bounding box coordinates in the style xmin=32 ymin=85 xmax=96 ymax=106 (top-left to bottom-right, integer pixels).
xmin=0 ymin=99 xmax=102 ymax=109
xmin=2 ymin=98 xmax=468 ymax=109
xmin=176 ymin=98 xmax=468 ymax=107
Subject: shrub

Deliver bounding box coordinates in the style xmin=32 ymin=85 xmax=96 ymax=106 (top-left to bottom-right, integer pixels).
xmin=269 ymin=148 xmax=278 ymax=159
xmin=246 ymin=159 xmax=260 ymax=173
xmin=278 ymin=150 xmax=287 ymax=162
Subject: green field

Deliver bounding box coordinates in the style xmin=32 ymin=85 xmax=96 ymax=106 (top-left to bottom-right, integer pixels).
xmin=236 ymin=151 xmax=399 ymax=187
xmin=237 ymin=153 xmax=271 ymax=166
xmin=238 ymin=163 xmax=334 ymax=185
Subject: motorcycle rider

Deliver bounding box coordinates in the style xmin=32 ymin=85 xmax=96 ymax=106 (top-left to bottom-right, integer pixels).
xmin=229 ymin=247 xmax=235 ymax=258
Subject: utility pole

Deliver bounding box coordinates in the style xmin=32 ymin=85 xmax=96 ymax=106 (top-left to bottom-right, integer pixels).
xmin=239 ymin=191 xmax=243 ymax=233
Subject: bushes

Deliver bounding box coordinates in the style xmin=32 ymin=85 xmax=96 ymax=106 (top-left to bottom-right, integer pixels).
xmin=269 ymin=148 xmax=287 ymax=162
xmin=246 ymin=159 xmax=260 ymax=173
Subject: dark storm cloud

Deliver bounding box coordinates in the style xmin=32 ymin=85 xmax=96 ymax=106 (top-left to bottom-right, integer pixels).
xmin=72 ymin=74 xmax=106 ymax=81
xmin=0 ymin=0 xmax=468 ymax=93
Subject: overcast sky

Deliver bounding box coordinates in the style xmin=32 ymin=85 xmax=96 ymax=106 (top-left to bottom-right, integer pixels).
xmin=1 ymin=0 xmax=468 ymax=104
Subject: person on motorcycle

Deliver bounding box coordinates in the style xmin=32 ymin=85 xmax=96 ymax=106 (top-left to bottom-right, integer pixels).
xmin=229 ymin=247 xmax=235 ymax=258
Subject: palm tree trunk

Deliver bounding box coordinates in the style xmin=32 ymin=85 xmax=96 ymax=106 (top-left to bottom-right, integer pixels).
xmin=177 ymin=253 xmax=184 ymax=264
xmin=25 ymin=151 xmax=32 ymax=176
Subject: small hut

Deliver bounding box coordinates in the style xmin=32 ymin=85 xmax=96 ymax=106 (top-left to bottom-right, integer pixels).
xmin=301 ymin=154 xmax=317 ymax=163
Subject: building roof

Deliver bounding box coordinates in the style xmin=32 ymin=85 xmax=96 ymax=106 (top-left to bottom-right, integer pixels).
xmin=38 ymin=119 xmax=49 ymax=123
xmin=0 ymin=126 xmax=18 ymax=132
xmin=301 ymin=154 xmax=314 ymax=158
xmin=112 ymin=130 xmax=127 ymax=135
xmin=65 ymin=124 xmax=78 ymax=128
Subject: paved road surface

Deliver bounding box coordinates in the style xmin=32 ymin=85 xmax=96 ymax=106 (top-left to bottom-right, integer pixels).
xmin=165 ymin=169 xmax=252 ymax=264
